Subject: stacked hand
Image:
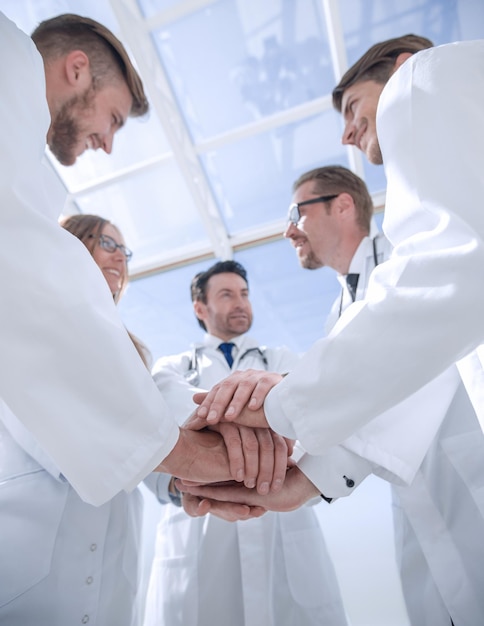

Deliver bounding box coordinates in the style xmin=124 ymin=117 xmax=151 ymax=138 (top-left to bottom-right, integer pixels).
xmin=193 ymin=369 xmax=280 ymax=428
xmin=156 ymin=371 xmax=290 ymax=520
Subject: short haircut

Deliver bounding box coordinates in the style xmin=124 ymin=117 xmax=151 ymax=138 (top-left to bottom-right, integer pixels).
xmin=31 ymin=13 xmax=148 ymax=117
xmin=191 ymin=260 xmax=249 ymax=331
xmin=332 ymin=34 xmax=433 ymax=112
xmin=293 ymin=165 xmax=374 ymax=233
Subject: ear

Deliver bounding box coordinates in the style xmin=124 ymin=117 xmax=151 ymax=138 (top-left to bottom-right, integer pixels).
xmin=193 ymin=300 xmax=207 ymax=325
xmin=334 ymin=192 xmax=355 ymax=220
xmin=392 ymin=51 xmax=413 ymax=73
xmin=64 ymin=50 xmax=91 ymax=89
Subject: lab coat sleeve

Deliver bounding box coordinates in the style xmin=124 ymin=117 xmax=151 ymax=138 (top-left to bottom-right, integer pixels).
xmin=0 ymin=13 xmax=179 ymax=505
xmin=264 ymin=41 xmax=484 ymax=454
xmin=143 ymin=472 xmax=173 ymax=504
xmin=152 ymin=353 xmax=205 ymax=426
xmin=264 ymin=346 xmax=300 ymax=375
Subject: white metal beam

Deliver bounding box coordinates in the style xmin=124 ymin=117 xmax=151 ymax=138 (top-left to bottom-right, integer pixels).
xmin=109 ymin=0 xmax=233 ymax=261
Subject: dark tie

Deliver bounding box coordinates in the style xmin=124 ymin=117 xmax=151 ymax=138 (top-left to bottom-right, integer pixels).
xmin=218 ymin=342 xmax=235 ymax=367
xmin=346 ymin=273 xmax=360 ymax=302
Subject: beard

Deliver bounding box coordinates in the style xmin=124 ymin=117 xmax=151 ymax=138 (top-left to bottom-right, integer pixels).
xmin=366 ymin=136 xmax=383 ymax=165
xmin=48 ymin=87 xmax=95 ymax=166
xmin=299 ymin=249 xmax=323 ymax=270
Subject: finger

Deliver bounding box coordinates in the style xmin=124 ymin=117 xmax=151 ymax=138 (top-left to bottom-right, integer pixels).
xmin=284 ymin=437 xmax=295 ymax=457
xmin=269 ymin=432 xmax=289 ymax=493
xmin=217 ymin=422 xmax=245 ymax=483
xmin=253 ymin=428 xmax=274 ymax=495
xmin=192 ymin=391 xmax=208 ymax=407
xmin=239 ymin=426 xmax=259 ymax=489
xmin=181 ymin=493 xmax=212 ymax=517
xmin=202 ymin=499 xmax=263 ymax=522
xmin=182 ymin=410 xmax=208 ymax=431
xmin=221 ymin=373 xmax=263 ymax=421
xmin=195 ymin=376 xmax=244 ymax=422
xmin=179 ymin=481 xmax=262 ymax=506
xmin=245 ymin=373 xmax=282 ymax=411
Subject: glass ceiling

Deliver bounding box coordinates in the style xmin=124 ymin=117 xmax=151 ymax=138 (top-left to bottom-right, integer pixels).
xmin=2 ymin=0 xmax=481 ymax=360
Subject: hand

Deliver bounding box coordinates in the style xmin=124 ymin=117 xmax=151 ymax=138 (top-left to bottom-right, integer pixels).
xmin=184 ymin=415 xmax=291 ymax=494
xmin=178 ymin=466 xmax=320 ymax=513
xmin=181 ymin=491 xmax=266 ymax=522
xmin=193 ymin=369 xmax=283 ymax=425
xmin=155 ymin=428 xmax=233 ymax=484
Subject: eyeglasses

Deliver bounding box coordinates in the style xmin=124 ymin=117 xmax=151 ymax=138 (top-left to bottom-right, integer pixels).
xmin=92 ymin=234 xmax=133 ymax=261
xmin=287 ymin=194 xmax=339 ymax=226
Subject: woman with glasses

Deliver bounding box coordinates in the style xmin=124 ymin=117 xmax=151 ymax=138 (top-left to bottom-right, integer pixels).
xmin=61 ymin=213 xmax=151 ymax=367
xmin=0 ymin=214 xmax=149 ymax=626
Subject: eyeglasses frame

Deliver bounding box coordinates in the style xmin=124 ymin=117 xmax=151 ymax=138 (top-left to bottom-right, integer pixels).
xmin=91 ymin=233 xmax=133 ymax=261
xmin=287 ymin=194 xmax=339 ymax=226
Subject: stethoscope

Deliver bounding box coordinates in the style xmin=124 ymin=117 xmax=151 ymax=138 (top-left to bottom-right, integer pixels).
xmin=338 ymin=235 xmax=381 ymax=318
xmin=184 ymin=345 xmax=268 ymax=387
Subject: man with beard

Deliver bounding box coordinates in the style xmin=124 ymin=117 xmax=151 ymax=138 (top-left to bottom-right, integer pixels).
xmin=182 ymin=35 xmax=484 ymax=624
xmin=0 ymin=12 xmax=268 ymax=512
xmin=143 ymin=260 xmax=347 ymax=626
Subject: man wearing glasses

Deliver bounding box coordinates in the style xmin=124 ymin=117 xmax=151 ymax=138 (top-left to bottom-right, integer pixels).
xmin=185 ymin=32 xmax=484 ymax=624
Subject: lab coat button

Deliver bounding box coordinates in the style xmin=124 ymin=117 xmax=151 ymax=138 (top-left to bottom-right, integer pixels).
xmin=82 ymin=616 xmax=90 ymax=624
xmin=86 ymin=576 xmax=93 ymax=585
xmin=90 ymin=544 xmax=97 ymax=551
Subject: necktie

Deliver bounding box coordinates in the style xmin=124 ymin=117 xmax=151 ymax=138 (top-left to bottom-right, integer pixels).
xmin=218 ymin=342 xmax=235 ymax=367
xmin=346 ymin=273 xmax=360 ymax=302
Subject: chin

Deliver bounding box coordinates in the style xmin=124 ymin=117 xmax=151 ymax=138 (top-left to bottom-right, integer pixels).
xmin=366 ymin=141 xmax=383 ymax=165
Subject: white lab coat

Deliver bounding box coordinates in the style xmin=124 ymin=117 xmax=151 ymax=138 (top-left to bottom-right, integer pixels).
xmin=144 ymin=334 xmax=348 ymax=626
xmin=0 ymin=406 xmax=143 ymax=626
xmin=306 ymin=235 xmax=484 ymax=624
xmin=0 ymin=11 xmax=179 ymax=505
xmin=264 ymin=41 xmax=484 ymax=458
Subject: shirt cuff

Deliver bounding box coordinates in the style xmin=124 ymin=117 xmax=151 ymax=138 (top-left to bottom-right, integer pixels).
xmin=297 ymin=446 xmax=375 ymax=500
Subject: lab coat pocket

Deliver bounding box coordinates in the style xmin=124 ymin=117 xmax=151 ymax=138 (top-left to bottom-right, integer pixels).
xmin=0 ymin=470 xmax=68 ymax=607
xmin=282 ymin=524 xmax=339 ymax=608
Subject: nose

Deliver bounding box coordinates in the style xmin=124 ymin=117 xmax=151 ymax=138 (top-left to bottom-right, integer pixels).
xmin=284 ymin=221 xmax=297 ymax=239
xmin=341 ymin=121 xmax=355 ymax=146
xmin=101 ymin=131 xmax=115 ymax=154
xmin=112 ymin=246 xmax=126 ymax=262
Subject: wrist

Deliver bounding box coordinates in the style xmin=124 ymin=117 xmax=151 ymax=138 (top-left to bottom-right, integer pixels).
xmin=168 ymin=476 xmax=182 ymax=507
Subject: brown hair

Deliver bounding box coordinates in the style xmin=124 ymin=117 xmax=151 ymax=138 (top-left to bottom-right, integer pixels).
xmin=190 ymin=260 xmax=248 ymax=331
xmin=32 ymin=13 xmax=148 ymax=117
xmin=293 ymin=165 xmax=374 ymax=233
xmin=332 ymin=34 xmax=433 ymax=112
xmin=60 ymin=213 xmax=151 ymax=369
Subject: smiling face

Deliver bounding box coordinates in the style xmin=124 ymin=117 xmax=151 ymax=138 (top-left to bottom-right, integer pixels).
xmin=340 ymin=79 xmax=385 ymax=165
xmin=194 ymin=272 xmax=253 ymax=341
xmin=284 ymin=181 xmax=345 ymax=271
xmin=48 ymin=80 xmax=132 ymax=166
xmin=91 ymin=223 xmax=128 ymax=299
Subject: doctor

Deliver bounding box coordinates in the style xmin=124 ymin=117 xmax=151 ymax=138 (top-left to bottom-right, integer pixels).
xmin=183 ymin=35 xmax=484 ymax=624
xmin=0 ymin=11 xmax=272 ymax=507
xmin=285 ymin=165 xmax=484 ymax=625
xmin=144 ymin=260 xmax=347 ymax=626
